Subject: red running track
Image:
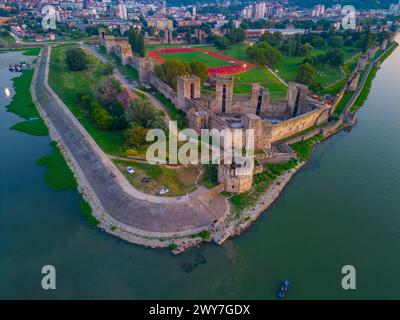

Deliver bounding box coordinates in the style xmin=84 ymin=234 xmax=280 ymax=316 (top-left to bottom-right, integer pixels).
xmin=147 ymin=47 xmax=255 ymax=76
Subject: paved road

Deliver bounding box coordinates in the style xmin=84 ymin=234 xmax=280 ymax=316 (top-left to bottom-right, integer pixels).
xmin=34 ymin=46 xmax=227 ymax=234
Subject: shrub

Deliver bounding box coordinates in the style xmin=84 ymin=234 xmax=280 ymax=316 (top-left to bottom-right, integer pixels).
xmin=93 ymin=106 xmax=113 ymax=130
xmin=65 ymin=48 xmax=89 ymax=71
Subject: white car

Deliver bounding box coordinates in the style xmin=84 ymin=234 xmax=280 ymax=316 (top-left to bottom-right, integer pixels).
xmin=126 ymin=166 xmax=135 ymax=174
xmin=159 ymin=187 xmax=169 ymax=195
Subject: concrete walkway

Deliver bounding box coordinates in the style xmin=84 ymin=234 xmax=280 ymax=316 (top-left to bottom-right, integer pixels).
xmin=34 ymin=46 xmax=228 ymax=235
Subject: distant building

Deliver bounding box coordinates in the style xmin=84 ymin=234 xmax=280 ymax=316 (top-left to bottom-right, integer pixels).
xmin=312 ymin=4 xmax=325 ymax=17
xmin=147 ymin=16 xmax=173 ymax=30
xmin=117 ymin=3 xmax=128 ymax=20
xmin=254 ymin=2 xmax=266 ymax=19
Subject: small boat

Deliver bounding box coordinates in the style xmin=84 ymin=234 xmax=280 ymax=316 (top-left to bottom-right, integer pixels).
xmin=277 ymin=280 xmax=289 ymax=299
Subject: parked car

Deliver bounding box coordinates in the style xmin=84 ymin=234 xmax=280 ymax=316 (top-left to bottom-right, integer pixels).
xmin=159 ymin=187 xmax=170 ymax=195
xmin=126 ymin=166 xmax=135 ymax=174
xmin=141 ymin=177 xmax=151 ymax=183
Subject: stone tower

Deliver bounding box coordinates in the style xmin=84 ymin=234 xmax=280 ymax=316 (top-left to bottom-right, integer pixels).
xmin=177 ymin=75 xmax=201 ymax=110
xmin=286 ymin=82 xmax=309 ymax=117
xmin=213 ymin=75 xmax=234 ymax=115
xmin=250 ymin=83 xmax=270 ymax=116
xmin=217 ymin=158 xmax=254 ymax=193
xmin=137 ymin=58 xmax=154 ymax=86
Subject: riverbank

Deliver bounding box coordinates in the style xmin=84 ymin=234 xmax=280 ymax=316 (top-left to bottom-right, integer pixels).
xmin=196 ymin=40 xmax=400 ymax=252
xmin=22 ymin=40 xmax=399 ymax=255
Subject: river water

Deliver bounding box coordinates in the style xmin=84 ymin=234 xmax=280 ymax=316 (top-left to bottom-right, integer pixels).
xmin=0 ymin=45 xmax=400 ymax=300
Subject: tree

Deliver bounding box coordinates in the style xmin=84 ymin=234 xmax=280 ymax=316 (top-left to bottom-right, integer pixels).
xmin=328 ymin=35 xmax=344 ymax=48
xmin=65 ymin=48 xmax=89 ymax=71
xmin=300 ymin=43 xmax=314 ymax=57
xmin=227 ymin=28 xmax=246 ymax=44
xmin=102 ymin=62 xmax=114 ymax=76
xmin=128 ymin=29 xmax=145 ymax=57
xmin=124 ymin=125 xmax=148 ymax=148
xmin=247 ymin=42 xmax=281 ymax=68
xmin=325 ymin=49 xmax=344 ymax=67
xmin=93 ymin=78 xmax=121 ymax=111
xmin=259 ymin=31 xmax=284 ymax=48
xmin=296 ymin=63 xmax=316 ymax=86
xmin=126 ymin=98 xmax=165 ymax=129
xmin=154 ymin=59 xmax=191 ymax=91
xmin=214 ymin=36 xmax=231 ymax=50
xmin=93 ymin=106 xmax=113 ymax=130
xmin=189 ymin=61 xmax=208 ymax=81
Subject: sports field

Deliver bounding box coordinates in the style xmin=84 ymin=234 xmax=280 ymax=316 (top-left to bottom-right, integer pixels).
xmin=159 ymin=51 xmax=234 ymax=68
xmin=148 ymin=47 xmax=254 ymax=75
xmin=147 ymin=44 xmax=287 ymax=99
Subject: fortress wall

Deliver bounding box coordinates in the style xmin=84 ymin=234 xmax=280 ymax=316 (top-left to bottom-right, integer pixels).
xmin=265 ymin=100 xmax=290 ymax=118
xmin=148 ymin=72 xmax=177 ymax=105
xmin=268 ymin=107 xmax=330 ymax=143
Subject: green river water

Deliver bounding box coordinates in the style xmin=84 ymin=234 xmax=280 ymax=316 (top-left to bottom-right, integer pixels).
xmin=0 ymin=44 xmax=400 ymax=299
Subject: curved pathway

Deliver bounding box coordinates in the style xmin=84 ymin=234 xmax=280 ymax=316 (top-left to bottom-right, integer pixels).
xmin=33 ymin=46 xmax=228 ymax=236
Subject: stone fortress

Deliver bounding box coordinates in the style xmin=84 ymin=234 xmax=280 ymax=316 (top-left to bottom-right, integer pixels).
xmin=99 ymin=28 xmax=133 ymax=65
xmin=98 ymin=31 xmax=341 ymax=194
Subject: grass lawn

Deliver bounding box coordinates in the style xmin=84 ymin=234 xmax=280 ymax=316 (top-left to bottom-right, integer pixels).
xmin=233 ymin=66 xmax=287 ymax=99
xmin=113 ymin=159 xmax=199 ymax=196
xmin=334 ymin=91 xmax=353 ymax=115
xmin=147 ymin=43 xmax=287 ymax=98
xmin=350 ymin=67 xmax=378 ymax=113
xmin=49 ymin=45 xmax=127 ymax=155
xmin=277 ymin=46 xmax=361 ymax=88
xmin=159 ymin=50 xmax=234 ymax=68
xmin=290 ymin=135 xmax=323 ymax=161
xmin=23 ymin=47 xmax=41 ymax=57
xmin=0 ymin=32 xmax=15 ymax=46
xmin=37 ymin=141 xmax=78 ymax=191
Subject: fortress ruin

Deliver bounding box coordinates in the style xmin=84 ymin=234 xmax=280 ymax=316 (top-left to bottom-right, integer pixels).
xmin=98 ymin=35 xmax=335 ymax=194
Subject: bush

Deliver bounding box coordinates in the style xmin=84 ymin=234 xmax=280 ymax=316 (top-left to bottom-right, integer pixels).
xmin=93 ymin=107 xmax=113 ymax=130
xmin=65 ymin=48 xmax=89 ymax=71
xmin=154 ymin=59 xmax=191 ymax=91
xmin=189 ymin=61 xmax=208 ymax=81
xmin=124 ymin=124 xmax=148 ymax=148
xmin=198 ymin=230 xmax=211 ymax=241
xmin=126 ymin=98 xmax=165 ymax=129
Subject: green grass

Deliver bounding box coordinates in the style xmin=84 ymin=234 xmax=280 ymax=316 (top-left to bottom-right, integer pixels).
xmin=230 ymin=159 xmax=298 ymax=215
xmin=350 ymin=67 xmax=378 ymax=113
xmin=10 ymin=119 xmax=48 ymax=136
xmin=5 ymin=69 xmax=39 ymax=119
xmin=198 ymin=230 xmax=211 ymax=240
xmin=0 ymin=31 xmax=15 ymax=45
xmin=233 ymin=66 xmax=287 ymax=99
xmin=277 ymin=46 xmax=360 ymax=88
xmin=290 ymin=135 xmax=323 ymax=161
xmin=37 ymin=141 xmax=78 ymax=191
xmin=113 ymin=159 xmax=199 ymax=196
xmin=201 ymin=164 xmax=218 ymax=189
xmin=147 ymin=43 xmax=287 ymax=98
xmin=79 ymin=198 xmax=100 ymax=228
xmin=48 ymin=45 xmax=127 ymax=155
xmin=334 ymin=91 xmax=353 ymax=115
xmin=159 ymin=51 xmax=234 ymax=68
xmin=23 ymin=47 xmax=41 ymax=56
xmin=108 ymin=52 xmax=139 ymax=81
xmin=4 ymin=65 xmax=49 ymax=136
xmin=151 ymin=91 xmax=186 ymax=129
xmin=377 ymin=43 xmax=399 ymax=63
